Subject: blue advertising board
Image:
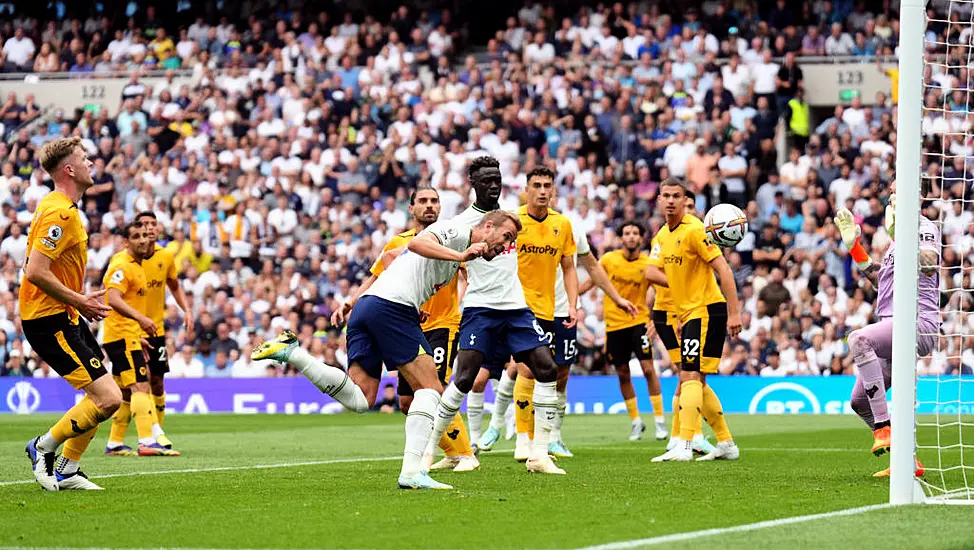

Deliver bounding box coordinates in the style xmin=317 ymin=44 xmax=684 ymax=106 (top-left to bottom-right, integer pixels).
xmin=1 ymin=376 xmax=971 ymax=415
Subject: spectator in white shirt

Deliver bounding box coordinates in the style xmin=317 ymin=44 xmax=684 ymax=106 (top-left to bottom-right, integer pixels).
xmin=3 ymin=28 xmax=35 ymax=70
xmin=169 ymin=344 xmax=205 ymax=378
xmin=721 ymin=54 xmax=751 ymax=98
xmin=825 ymin=23 xmax=855 ymax=55
xmin=0 ymin=222 xmax=27 ymax=265
xmin=524 ymin=32 xmax=555 ymax=64
xmin=751 ymin=50 xmax=780 ymax=98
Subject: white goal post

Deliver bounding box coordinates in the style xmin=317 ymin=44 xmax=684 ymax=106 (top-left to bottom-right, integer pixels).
xmin=891 ymin=0 xmax=974 ymax=505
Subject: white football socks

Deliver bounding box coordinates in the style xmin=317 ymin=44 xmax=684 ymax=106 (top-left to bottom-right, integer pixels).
xmin=426 ymin=382 xmax=466 ymax=458
xmin=550 ymin=390 xmax=567 ymax=443
xmin=55 ymin=455 xmax=78 ymax=475
xmin=289 ymin=347 xmax=369 ymax=412
xmin=401 ymin=388 xmax=438 ymax=477
xmin=530 ymin=381 xmax=558 ymax=460
xmin=489 ymin=370 xmax=515 ymax=431
xmin=36 ymin=432 xmax=59 ymax=454
xmin=467 ymin=391 xmax=485 ymax=444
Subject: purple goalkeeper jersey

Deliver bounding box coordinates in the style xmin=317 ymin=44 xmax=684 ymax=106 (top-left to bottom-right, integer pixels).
xmin=876 ymin=217 xmax=941 ymax=322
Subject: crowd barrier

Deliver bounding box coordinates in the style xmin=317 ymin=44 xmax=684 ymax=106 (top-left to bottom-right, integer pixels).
xmin=2 ymin=376 xmax=971 ymax=415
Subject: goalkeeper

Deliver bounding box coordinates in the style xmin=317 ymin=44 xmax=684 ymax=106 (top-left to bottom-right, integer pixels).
xmin=834 ymin=185 xmax=940 ymax=477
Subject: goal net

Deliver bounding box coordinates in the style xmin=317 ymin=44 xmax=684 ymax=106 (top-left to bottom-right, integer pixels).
xmin=893 ymin=0 xmax=974 ymax=504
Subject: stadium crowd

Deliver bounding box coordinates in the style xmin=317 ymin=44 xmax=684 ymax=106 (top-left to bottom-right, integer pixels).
xmin=1 ymin=0 xmax=973 ymax=382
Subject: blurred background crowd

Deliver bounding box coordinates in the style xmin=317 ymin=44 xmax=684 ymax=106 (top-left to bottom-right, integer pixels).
xmin=1 ymin=0 xmax=973 ymax=381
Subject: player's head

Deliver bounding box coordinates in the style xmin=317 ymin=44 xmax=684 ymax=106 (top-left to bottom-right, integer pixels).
xmin=40 ymin=137 xmax=93 ymax=190
xmin=468 ymin=156 xmax=502 ymax=207
xmin=684 ymin=189 xmax=697 ymax=214
xmin=659 ymin=178 xmax=688 ymax=220
xmin=135 ymin=211 xmax=160 ymax=241
xmin=123 ymin=221 xmax=152 ymax=260
xmin=525 ymin=167 xmax=556 ymax=210
xmin=409 ymin=186 xmax=440 ymax=227
xmin=475 ymin=209 xmax=522 ymax=260
xmin=616 ymin=220 xmax=645 ymax=252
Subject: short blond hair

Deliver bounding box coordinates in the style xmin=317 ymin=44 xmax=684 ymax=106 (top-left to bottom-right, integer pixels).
xmin=479 ymin=209 xmax=522 ymax=233
xmin=39 ymin=136 xmax=82 ymax=175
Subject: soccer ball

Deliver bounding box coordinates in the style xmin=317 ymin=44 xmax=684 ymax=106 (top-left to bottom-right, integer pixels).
xmin=703 ymin=204 xmax=748 ymax=248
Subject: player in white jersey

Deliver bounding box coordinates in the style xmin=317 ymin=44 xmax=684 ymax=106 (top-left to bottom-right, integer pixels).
xmin=252 ymin=211 xmax=520 ymax=490
xmin=423 ymin=156 xmax=569 ymax=475
xmin=474 ymin=199 xmax=638 ymax=457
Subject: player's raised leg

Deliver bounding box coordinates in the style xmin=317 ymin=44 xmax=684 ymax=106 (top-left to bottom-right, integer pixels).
xmin=253 ymin=330 xmax=370 ymax=412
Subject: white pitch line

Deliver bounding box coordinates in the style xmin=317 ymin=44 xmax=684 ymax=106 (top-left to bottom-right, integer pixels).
xmin=0 ymin=455 xmax=403 ymax=487
xmin=570 ymin=503 xmax=894 ymax=550
xmin=0 ymin=446 xmax=863 ymax=487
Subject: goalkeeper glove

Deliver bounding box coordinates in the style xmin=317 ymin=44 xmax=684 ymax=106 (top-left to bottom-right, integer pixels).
xmin=834 ymin=208 xmax=873 ymax=270
xmin=885 ymin=193 xmax=896 ymax=240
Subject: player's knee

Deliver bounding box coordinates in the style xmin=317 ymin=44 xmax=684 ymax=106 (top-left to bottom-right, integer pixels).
xmin=521 ymin=348 xmax=557 ymax=382
xmin=91 ymin=381 xmax=123 ymax=414
xmin=848 ymin=330 xmax=870 ymax=358
xmin=149 ymin=375 xmax=165 ymax=395
xmin=616 ymin=364 xmax=632 ymax=384
xmin=452 ymin=365 xmax=477 ymax=393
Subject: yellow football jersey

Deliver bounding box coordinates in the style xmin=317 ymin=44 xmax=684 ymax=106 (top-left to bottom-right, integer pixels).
xmin=102 ymin=250 xmax=148 ymax=346
xmin=370 ymin=228 xmax=461 ymax=331
xmin=516 ymin=205 xmax=577 ymax=321
xmin=648 ymin=214 xmax=725 ymax=322
xmin=142 ymin=244 xmax=177 ymax=336
xmin=19 ymin=191 xmax=88 ymax=322
xmin=599 ymin=250 xmax=651 ymax=331
xmin=648 ymin=215 xmax=704 ymax=313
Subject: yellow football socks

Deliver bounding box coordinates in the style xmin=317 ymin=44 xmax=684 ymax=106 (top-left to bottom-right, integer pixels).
xmin=62 ymin=426 xmax=99 ymax=461
xmin=678 ymin=380 xmax=703 ymax=441
xmin=152 ymin=392 xmax=166 ymax=426
xmin=650 ymin=394 xmax=664 ymax=421
xmin=671 ymin=395 xmax=681 ymax=436
xmin=50 ymin=396 xmax=110 ymax=444
xmin=702 ymin=384 xmax=732 ymax=442
xmin=131 ymin=392 xmax=155 ymax=440
xmin=625 ymin=397 xmax=640 ymax=421
xmin=439 ymin=414 xmax=474 ymax=456
xmin=108 ymin=400 xmax=131 ymax=444
xmin=514 ymin=375 xmax=535 ymax=438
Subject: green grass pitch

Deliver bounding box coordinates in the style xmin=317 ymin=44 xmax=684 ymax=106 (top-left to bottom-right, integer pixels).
xmin=1 ymin=413 xmax=972 ymax=549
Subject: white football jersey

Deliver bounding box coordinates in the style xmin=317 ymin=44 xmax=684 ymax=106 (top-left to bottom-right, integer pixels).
xmin=366 ymin=219 xmax=471 ymax=311
xmin=554 ymin=216 xmax=591 ymax=317
xmin=454 ymin=205 xmax=527 ymax=311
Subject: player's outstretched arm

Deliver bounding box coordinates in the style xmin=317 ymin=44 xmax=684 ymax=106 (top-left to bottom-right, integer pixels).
xmin=644 ymin=265 xmax=669 ymax=288
xmin=579 ymin=253 xmax=638 ymax=318
xmin=709 ymin=255 xmax=742 ymax=338
xmin=107 ymin=288 xmax=157 ymax=337
xmin=834 ymin=208 xmax=879 ymax=285
xmin=407 ymin=232 xmax=485 ymax=262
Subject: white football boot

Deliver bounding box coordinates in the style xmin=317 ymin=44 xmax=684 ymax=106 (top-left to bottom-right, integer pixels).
xmin=696 ymin=440 xmax=740 ymax=461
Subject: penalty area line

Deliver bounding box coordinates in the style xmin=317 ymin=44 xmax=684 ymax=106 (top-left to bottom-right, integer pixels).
xmin=0 ymin=455 xmax=404 ymax=487
xmin=571 ymin=503 xmax=894 ymax=550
